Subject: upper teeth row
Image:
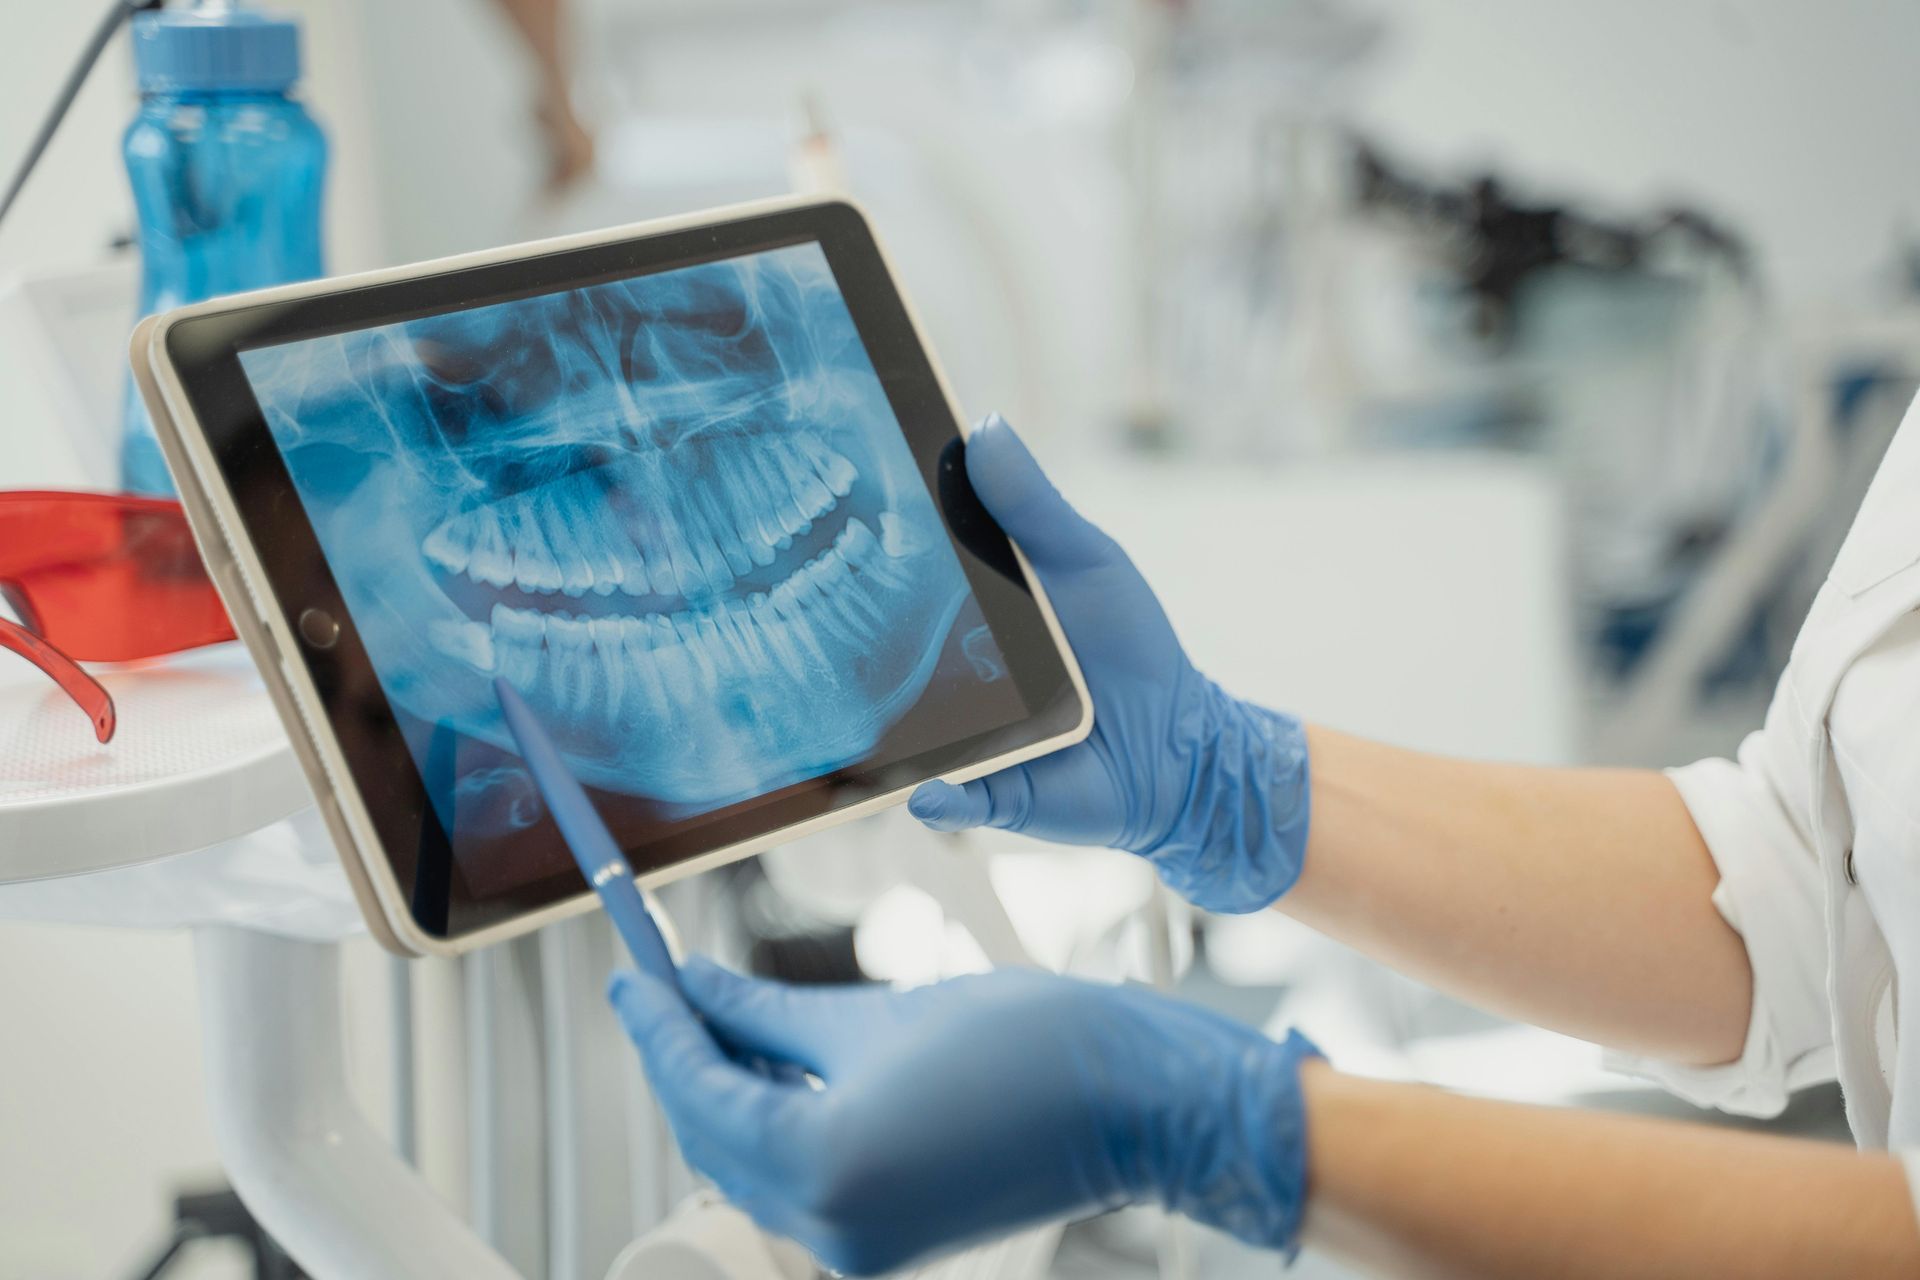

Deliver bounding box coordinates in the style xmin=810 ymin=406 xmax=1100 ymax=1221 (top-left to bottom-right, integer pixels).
xmin=422 ymin=432 xmax=858 ymax=602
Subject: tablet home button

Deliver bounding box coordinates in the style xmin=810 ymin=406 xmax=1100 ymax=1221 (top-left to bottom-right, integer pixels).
xmin=298 ymin=608 xmax=340 ymax=650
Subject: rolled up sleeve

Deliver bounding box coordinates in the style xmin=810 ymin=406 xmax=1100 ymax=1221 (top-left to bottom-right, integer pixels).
xmin=1603 ymin=688 xmax=1836 ymax=1116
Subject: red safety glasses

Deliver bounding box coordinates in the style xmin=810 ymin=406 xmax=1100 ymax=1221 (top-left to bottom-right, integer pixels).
xmin=0 ymin=491 xmax=234 ymax=742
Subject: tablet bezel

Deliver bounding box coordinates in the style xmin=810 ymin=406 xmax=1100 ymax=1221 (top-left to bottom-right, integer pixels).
xmin=136 ymin=196 xmax=1093 ymax=956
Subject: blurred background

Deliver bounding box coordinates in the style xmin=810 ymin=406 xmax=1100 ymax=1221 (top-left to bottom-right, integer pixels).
xmin=3 ymin=1 xmax=1919 ymax=1277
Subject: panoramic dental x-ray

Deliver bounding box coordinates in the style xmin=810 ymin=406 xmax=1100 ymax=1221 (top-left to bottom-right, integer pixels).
xmin=239 ymin=244 xmax=1007 ymax=842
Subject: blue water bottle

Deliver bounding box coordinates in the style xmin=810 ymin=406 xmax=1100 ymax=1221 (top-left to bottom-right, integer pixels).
xmin=122 ymin=7 xmax=326 ymax=495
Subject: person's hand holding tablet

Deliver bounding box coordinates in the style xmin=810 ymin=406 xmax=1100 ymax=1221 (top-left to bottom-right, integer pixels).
xmin=909 ymin=415 xmax=1313 ymax=914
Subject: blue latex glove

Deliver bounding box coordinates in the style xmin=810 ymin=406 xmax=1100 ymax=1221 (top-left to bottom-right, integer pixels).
xmin=910 ymin=414 xmax=1312 ymax=913
xmin=610 ymin=958 xmax=1320 ymax=1276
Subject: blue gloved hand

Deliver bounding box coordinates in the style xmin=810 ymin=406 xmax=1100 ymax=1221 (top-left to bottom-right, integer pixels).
xmin=610 ymin=958 xmax=1320 ymax=1276
xmin=909 ymin=414 xmax=1312 ymax=913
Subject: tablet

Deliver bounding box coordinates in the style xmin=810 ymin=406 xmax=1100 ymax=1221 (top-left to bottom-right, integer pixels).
xmin=132 ymin=196 xmax=1091 ymax=956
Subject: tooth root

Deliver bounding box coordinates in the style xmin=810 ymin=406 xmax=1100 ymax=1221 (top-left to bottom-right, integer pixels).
xmin=650 ymin=629 xmax=699 ymax=715
xmin=740 ymin=450 xmax=790 ymax=556
xmin=642 ymin=503 xmax=696 ymax=600
xmin=697 ymin=486 xmax=756 ymax=579
xmin=800 ymin=588 xmax=859 ymax=651
xmin=826 ymin=603 xmax=879 ymax=654
xmin=499 ymin=508 xmax=533 ymax=591
xmin=635 ymin=511 xmax=678 ymax=597
xmin=858 ymin=545 xmax=911 ymax=592
xmin=610 ymin=521 xmax=650 ymax=596
xmin=749 ymin=445 xmax=812 ymax=540
xmin=771 ymin=460 xmax=817 ymax=537
xmin=799 ymin=570 xmax=866 ymax=649
xmin=564 ymin=472 xmax=621 ymax=594
xmin=704 ymin=606 xmax=746 ymax=677
xmin=668 ymin=531 xmax=709 ymax=601
xmin=423 ymin=520 xmax=472 ymax=575
xmin=796 ymin=433 xmax=857 ymax=498
xmin=836 ymin=518 xmax=901 ymax=607
xmin=770 ymin=582 xmax=833 ymax=671
xmin=746 ymin=594 xmax=804 ymax=681
xmin=648 ymin=499 xmax=705 ymax=600
xmin=429 ymin=619 xmax=495 ymax=673
xmin=833 ymin=552 xmax=889 ymax=635
xmin=503 ymin=504 xmax=562 ymax=594
xmin=496 ymin=645 xmax=540 ymax=690
xmin=739 ymin=610 xmax=780 ymax=676
xmin=685 ymin=512 xmax=734 ymax=597
xmin=803 ymin=542 xmax=874 ymax=637
xmin=660 ymin=614 xmax=714 ymax=694
xmin=737 ymin=505 xmax=779 ymax=567
xmin=735 ymin=446 xmax=783 ymax=544
xmin=677 ymin=614 xmax=720 ymax=689
xmin=693 ymin=518 xmax=734 ymax=594
xmin=471 ymin=510 xmax=515 ymax=588
xmin=573 ymin=501 xmax=627 ymax=596
xmin=691 ymin=612 xmax=732 ymax=688
xmin=779 ymin=439 xmax=835 ymax=522
xmin=622 ymin=617 xmax=668 ymax=716
xmin=588 ymin=617 xmax=626 ymax=722
xmin=538 ymin=502 xmax=596 ymax=597
xmin=714 ymin=452 xmax=779 ymax=568
xmin=491 ymin=603 xmax=543 ymax=687
xmin=545 ymin=614 xmax=595 ymax=715
xmin=584 ymin=522 xmax=626 ymax=597
xmin=714 ymin=601 xmax=768 ymax=676
xmin=848 ymin=574 xmax=891 ymax=636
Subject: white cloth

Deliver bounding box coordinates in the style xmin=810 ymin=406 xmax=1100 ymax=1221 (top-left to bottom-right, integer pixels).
xmin=1606 ymin=394 xmax=1920 ymax=1227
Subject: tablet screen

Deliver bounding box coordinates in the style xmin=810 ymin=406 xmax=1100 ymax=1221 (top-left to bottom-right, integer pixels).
xmin=234 ymin=240 xmax=1028 ymax=909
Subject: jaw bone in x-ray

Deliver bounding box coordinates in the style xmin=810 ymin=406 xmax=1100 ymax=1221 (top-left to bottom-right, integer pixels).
xmin=242 ymin=244 xmax=969 ymax=809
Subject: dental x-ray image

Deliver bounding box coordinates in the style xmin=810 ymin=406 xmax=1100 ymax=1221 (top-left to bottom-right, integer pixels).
xmin=240 ymin=243 xmax=1015 ymax=875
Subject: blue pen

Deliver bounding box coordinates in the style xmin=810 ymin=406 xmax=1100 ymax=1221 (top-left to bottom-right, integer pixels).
xmin=494 ymin=677 xmax=679 ymax=988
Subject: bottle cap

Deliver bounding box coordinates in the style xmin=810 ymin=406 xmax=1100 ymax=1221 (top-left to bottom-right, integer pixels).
xmin=132 ymin=8 xmax=302 ymax=94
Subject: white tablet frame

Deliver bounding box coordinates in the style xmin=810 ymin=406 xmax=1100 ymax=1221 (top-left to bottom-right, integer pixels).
xmin=130 ymin=194 xmax=1092 ymax=957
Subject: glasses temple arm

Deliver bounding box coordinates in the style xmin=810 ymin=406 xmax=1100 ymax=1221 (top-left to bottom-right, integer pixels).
xmin=0 ymin=616 xmax=116 ymax=743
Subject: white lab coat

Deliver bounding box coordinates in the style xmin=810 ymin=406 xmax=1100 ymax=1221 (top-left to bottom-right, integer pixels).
xmin=1608 ymin=393 xmax=1920 ymax=1226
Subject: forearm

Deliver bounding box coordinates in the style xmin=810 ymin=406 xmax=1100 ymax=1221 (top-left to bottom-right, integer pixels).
xmin=488 ymin=0 xmax=570 ymax=89
xmin=1284 ymin=726 xmax=1751 ymax=1064
xmin=1299 ymin=1063 xmax=1920 ymax=1279
xmin=486 ymin=0 xmax=594 ymax=190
